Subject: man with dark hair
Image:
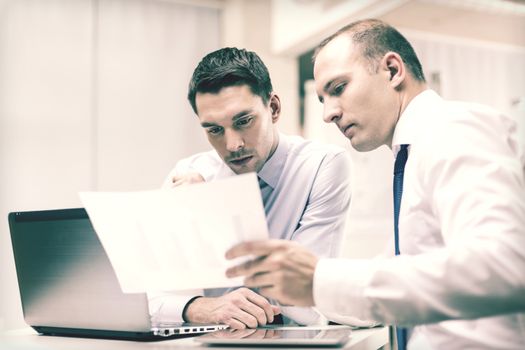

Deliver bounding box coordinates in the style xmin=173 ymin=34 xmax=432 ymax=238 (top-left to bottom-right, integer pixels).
xmin=226 ymin=19 xmax=525 ymax=349
xmin=148 ymin=47 xmax=352 ymax=329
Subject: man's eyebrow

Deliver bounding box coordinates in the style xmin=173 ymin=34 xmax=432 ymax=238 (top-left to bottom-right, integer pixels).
xmin=231 ymin=110 xmax=253 ymax=121
xmin=200 ymin=110 xmax=254 ymax=127
xmin=323 ymin=78 xmax=338 ymax=94
xmin=201 ymin=121 xmax=218 ymax=127
xmin=317 ymin=79 xmax=336 ymax=103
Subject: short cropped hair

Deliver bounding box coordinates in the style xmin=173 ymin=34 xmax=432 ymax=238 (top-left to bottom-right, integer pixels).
xmin=188 ymin=47 xmax=273 ymax=114
xmin=314 ymin=19 xmax=425 ymax=82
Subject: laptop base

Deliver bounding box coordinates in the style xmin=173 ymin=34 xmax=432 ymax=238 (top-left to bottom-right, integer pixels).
xmin=33 ymin=326 xmax=203 ymax=341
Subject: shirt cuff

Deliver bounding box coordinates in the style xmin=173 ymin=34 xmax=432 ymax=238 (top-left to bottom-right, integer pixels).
xmin=313 ymin=258 xmax=376 ymax=322
xmin=147 ymin=290 xmax=203 ymax=324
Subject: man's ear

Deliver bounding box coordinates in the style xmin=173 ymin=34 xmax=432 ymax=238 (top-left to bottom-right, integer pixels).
xmin=383 ymin=52 xmax=405 ymax=89
xmin=269 ymin=93 xmax=281 ymax=123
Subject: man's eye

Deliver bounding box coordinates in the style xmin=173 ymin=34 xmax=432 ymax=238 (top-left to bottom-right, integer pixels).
xmin=207 ymin=127 xmax=223 ymax=135
xmin=333 ymin=83 xmax=346 ymax=96
xmin=235 ymin=117 xmax=253 ymax=127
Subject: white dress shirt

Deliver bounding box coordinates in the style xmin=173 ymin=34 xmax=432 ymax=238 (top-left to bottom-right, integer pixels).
xmin=314 ymin=90 xmax=525 ymax=349
xmin=149 ymin=133 xmax=351 ymax=325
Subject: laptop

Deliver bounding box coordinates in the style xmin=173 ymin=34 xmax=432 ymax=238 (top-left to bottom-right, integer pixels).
xmin=195 ymin=325 xmax=353 ymax=347
xmin=8 ymin=208 xmax=227 ymax=340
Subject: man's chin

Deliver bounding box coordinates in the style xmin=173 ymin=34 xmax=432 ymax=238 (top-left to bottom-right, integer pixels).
xmin=350 ymin=139 xmax=378 ymax=153
xmin=229 ymin=166 xmax=255 ymax=175
xmin=225 ymin=160 xmax=254 ymax=174
xmin=225 ymin=156 xmax=262 ymax=174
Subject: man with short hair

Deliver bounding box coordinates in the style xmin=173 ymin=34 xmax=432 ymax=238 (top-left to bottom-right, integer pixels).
xmin=148 ymin=47 xmax=352 ymax=329
xmin=226 ymin=19 xmax=525 ymax=349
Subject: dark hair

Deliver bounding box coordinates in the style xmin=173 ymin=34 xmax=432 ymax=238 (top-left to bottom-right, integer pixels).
xmin=187 ymin=47 xmax=273 ymax=114
xmin=314 ymin=19 xmax=425 ymax=82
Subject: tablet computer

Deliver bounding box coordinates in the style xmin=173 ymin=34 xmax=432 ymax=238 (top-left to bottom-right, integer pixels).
xmin=194 ymin=326 xmax=352 ymax=347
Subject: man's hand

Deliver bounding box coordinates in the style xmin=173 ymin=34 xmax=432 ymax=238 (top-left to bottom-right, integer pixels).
xmin=170 ymin=172 xmax=204 ymax=187
xmin=184 ymin=288 xmax=281 ymax=329
xmin=225 ymin=240 xmax=319 ymax=307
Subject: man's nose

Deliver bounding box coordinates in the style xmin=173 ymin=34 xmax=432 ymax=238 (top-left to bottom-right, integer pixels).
xmin=225 ymin=130 xmax=245 ymax=152
xmin=322 ymin=102 xmax=342 ymax=124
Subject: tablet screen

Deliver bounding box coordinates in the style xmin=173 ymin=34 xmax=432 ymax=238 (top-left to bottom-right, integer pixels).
xmin=195 ymin=326 xmax=352 ymax=347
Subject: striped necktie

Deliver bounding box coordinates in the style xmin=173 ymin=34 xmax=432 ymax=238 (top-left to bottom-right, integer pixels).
xmin=393 ymin=144 xmax=409 ymax=350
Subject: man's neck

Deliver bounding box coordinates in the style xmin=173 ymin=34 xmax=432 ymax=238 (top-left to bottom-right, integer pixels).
xmin=267 ymin=129 xmax=280 ymax=161
xmin=386 ymin=82 xmax=428 ymax=150
xmin=399 ymin=82 xmax=428 ymax=118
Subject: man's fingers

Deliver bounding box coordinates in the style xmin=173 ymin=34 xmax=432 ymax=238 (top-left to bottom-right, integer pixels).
xmin=244 ymin=290 xmax=276 ymax=323
xmin=226 ymin=318 xmax=247 ymax=330
xmin=170 ymin=172 xmax=204 ymax=187
xmin=257 ymin=286 xmax=279 ymax=302
xmin=226 ymin=258 xmax=265 ymax=278
xmin=237 ymin=296 xmax=271 ymax=326
xmin=231 ymin=309 xmax=259 ymax=329
xmin=226 ymin=240 xmax=289 ymax=260
xmin=226 ymin=252 xmax=287 ymax=278
xmin=171 ymin=176 xmax=188 ymax=188
xmin=271 ymin=305 xmax=281 ymax=315
xmin=244 ymin=271 xmax=276 ymax=289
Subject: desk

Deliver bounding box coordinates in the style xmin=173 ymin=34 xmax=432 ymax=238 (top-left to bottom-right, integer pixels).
xmin=0 ymin=327 xmax=388 ymax=350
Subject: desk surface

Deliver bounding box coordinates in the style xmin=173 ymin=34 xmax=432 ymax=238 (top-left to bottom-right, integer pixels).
xmin=0 ymin=326 xmax=388 ymax=350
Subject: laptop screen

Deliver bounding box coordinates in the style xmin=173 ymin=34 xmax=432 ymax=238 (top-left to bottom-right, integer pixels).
xmin=9 ymin=208 xmax=152 ymax=332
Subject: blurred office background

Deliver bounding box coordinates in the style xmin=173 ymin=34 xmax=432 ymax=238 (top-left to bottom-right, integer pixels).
xmin=1 ymin=0 xmax=524 ymax=331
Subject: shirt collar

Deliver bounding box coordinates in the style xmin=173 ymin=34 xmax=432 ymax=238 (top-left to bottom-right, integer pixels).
xmin=391 ymin=89 xmax=441 ymax=156
xmin=257 ymin=133 xmax=288 ymax=189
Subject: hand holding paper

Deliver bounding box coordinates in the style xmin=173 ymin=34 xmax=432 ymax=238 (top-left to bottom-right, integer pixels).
xmin=80 ymin=173 xmax=268 ymax=293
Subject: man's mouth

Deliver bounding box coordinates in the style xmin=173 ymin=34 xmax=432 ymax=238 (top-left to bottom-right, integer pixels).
xmin=341 ymin=124 xmax=355 ymax=138
xmin=229 ymin=155 xmax=253 ymax=166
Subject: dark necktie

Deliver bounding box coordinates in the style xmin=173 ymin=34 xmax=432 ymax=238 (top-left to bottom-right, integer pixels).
xmin=393 ymin=144 xmax=409 ymax=350
xmin=258 ymin=176 xmax=272 ymax=205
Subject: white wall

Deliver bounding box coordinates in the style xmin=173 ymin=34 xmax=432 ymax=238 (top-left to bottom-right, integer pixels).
xmin=405 ymin=29 xmax=525 ymax=133
xmin=0 ymin=0 xmax=220 ymax=331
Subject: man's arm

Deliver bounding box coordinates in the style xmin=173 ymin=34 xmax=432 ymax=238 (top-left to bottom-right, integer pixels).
xmin=225 ymin=119 xmax=525 ymax=325
xmin=325 ymin=113 xmax=525 ymax=325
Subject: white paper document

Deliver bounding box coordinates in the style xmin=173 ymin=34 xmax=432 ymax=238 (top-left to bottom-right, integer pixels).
xmin=79 ymin=173 xmax=268 ymax=293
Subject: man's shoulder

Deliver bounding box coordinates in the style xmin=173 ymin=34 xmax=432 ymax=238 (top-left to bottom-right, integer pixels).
xmin=280 ymin=135 xmax=351 ymax=195
xmin=422 ymin=99 xmax=511 ymax=142
xmin=414 ymin=99 xmax=516 ymax=165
